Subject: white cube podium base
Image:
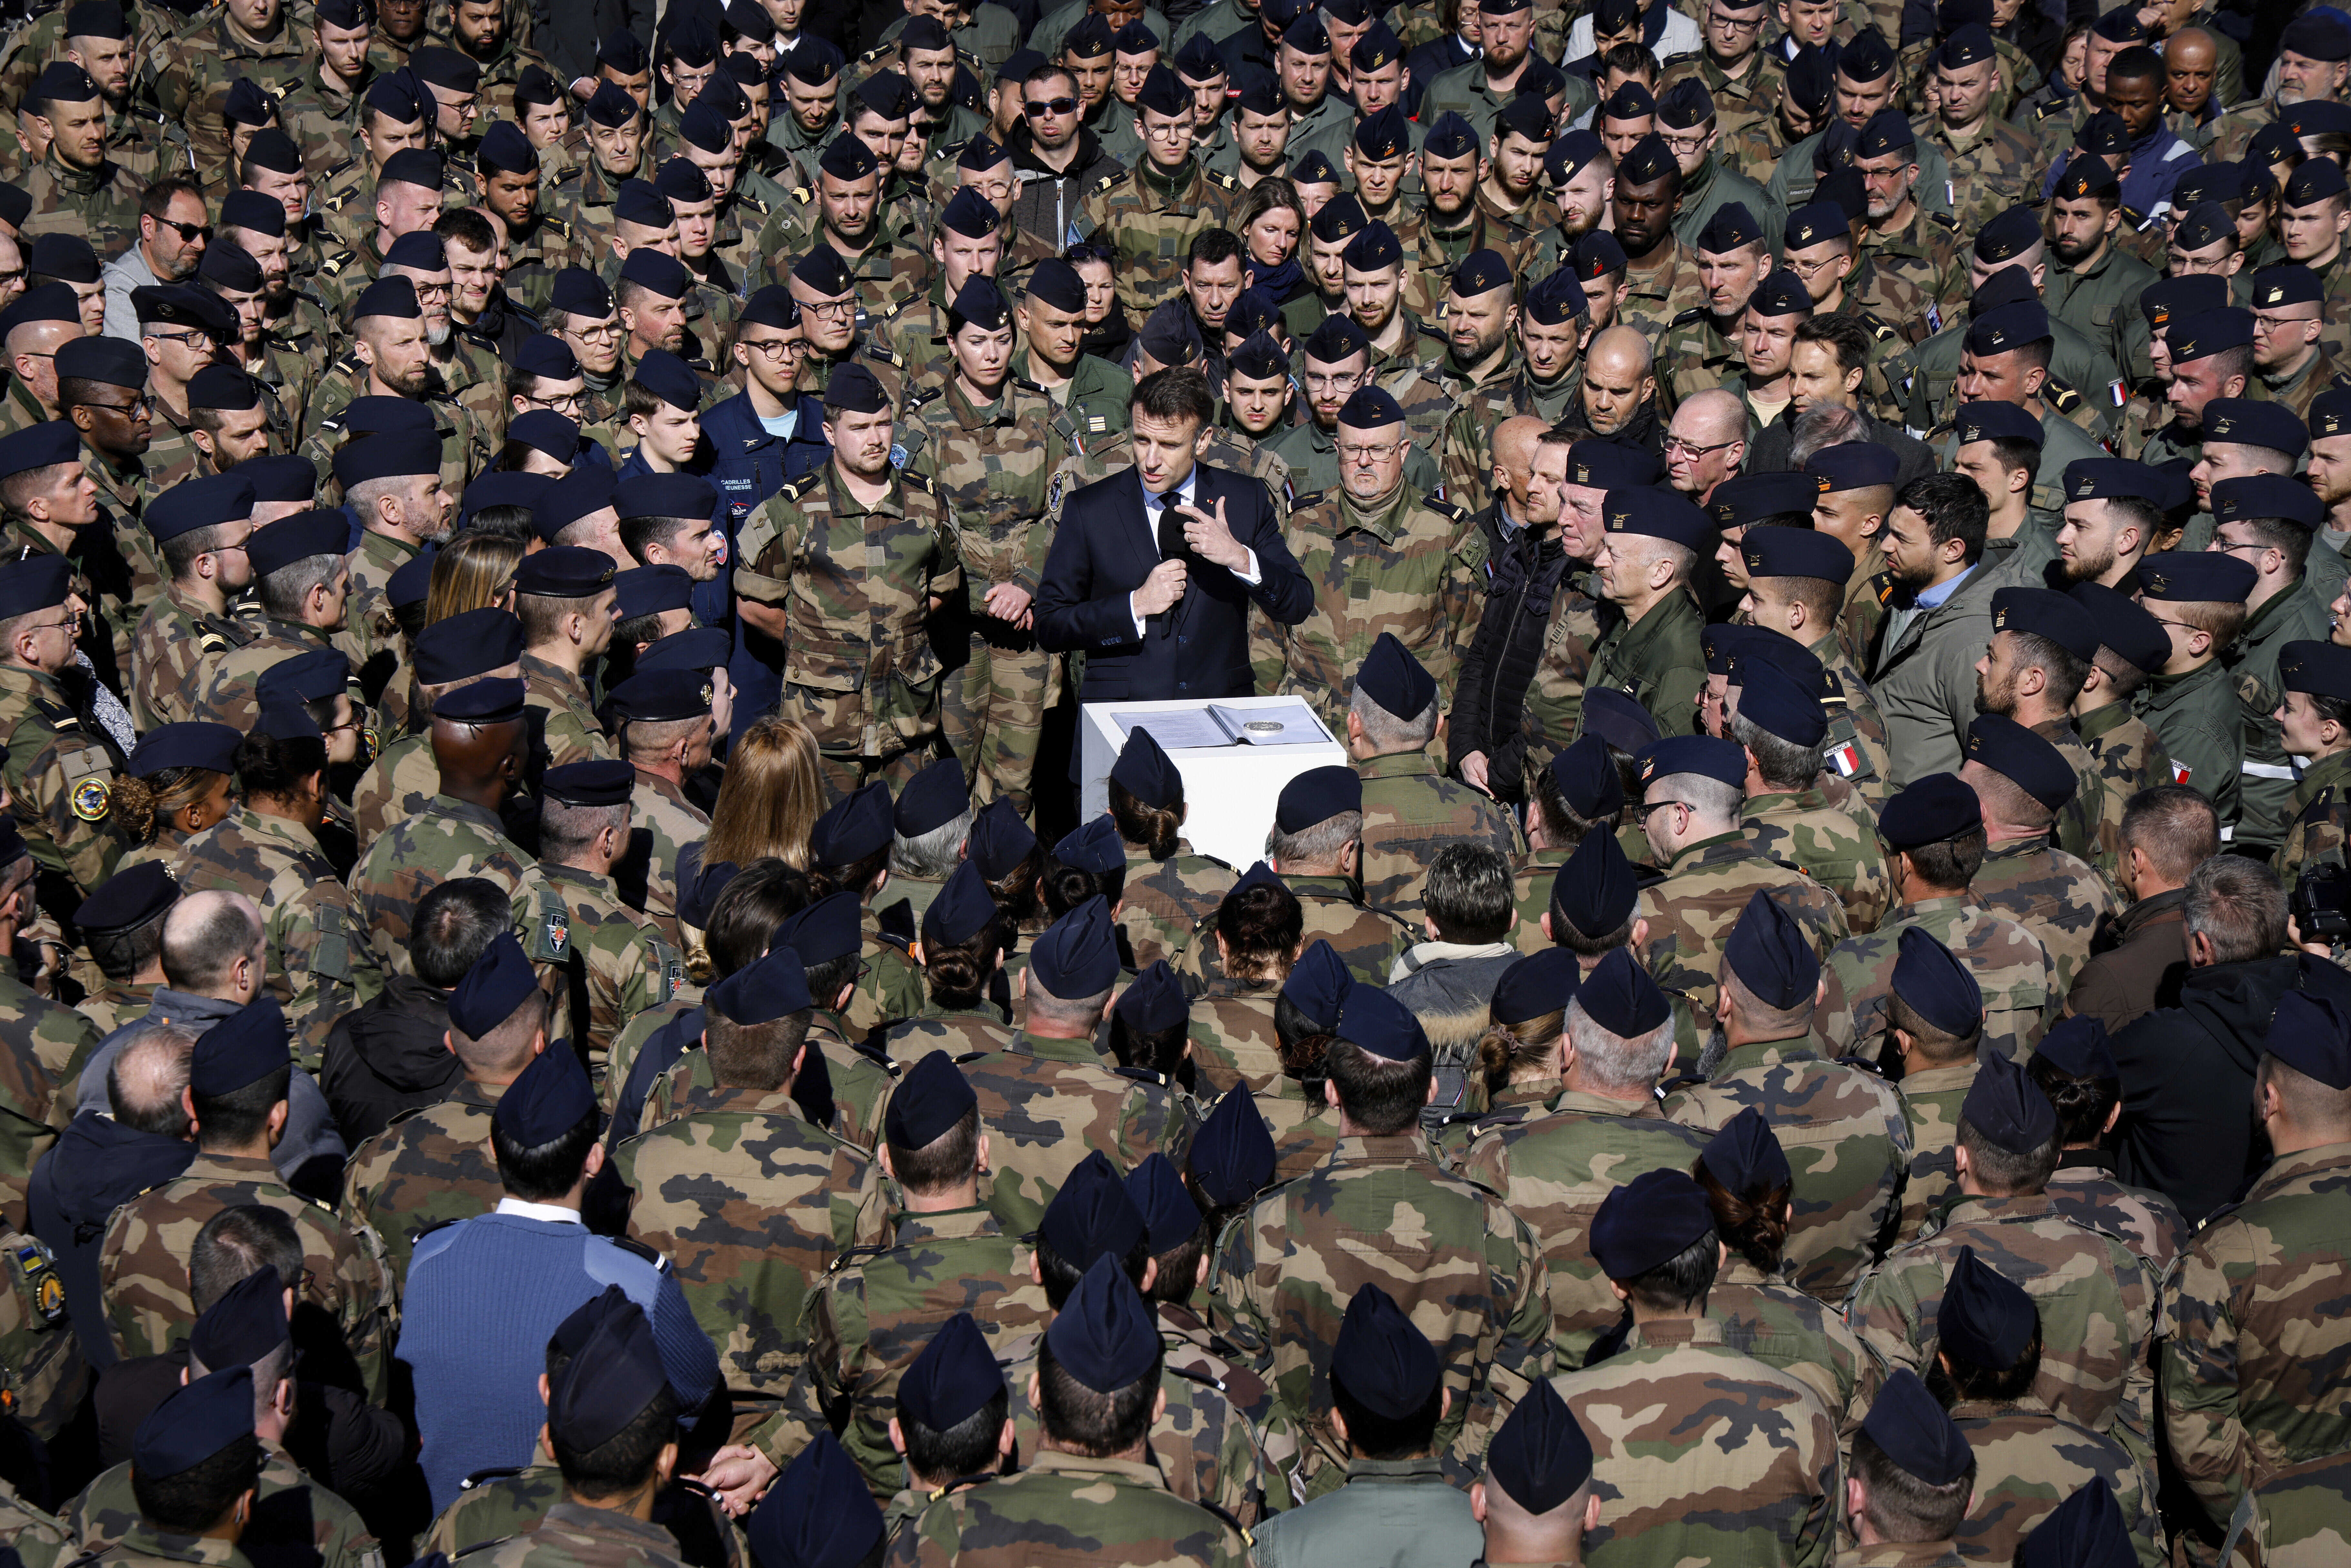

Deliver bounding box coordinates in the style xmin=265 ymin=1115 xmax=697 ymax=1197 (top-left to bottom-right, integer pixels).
xmin=1079 ymin=697 xmax=1350 ymax=871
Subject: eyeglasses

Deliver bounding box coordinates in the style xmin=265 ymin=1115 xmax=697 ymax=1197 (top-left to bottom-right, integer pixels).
xmin=563 ymin=320 xmax=624 ymax=341
xmin=802 ymin=297 xmax=857 ymax=318
xmin=18 ymin=612 xmax=78 ymax=635
xmin=1639 ymin=798 xmax=1695 ymax=818
xmin=406 ymin=280 xmax=454 ymax=301
xmin=155 ymin=217 xmax=212 ymax=243
xmin=741 ymin=335 xmax=808 ymax=359
xmin=1337 ymin=440 xmax=1401 ymax=461
xmin=1783 ymin=254 xmax=1840 ymax=278
xmin=529 ymin=391 xmax=585 ymax=413
xmin=2209 ymin=538 xmax=2273 ymax=558
xmin=146 ymin=329 xmax=212 ymax=349
xmin=1024 ymin=96 xmax=1079 ymax=116
xmin=1663 ymin=434 xmax=1740 ymax=459
xmin=85 ymin=397 xmax=151 ymax=417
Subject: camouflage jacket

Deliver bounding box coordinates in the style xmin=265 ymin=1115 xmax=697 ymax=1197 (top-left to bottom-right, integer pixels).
xmin=1355 ymin=747 xmax=1521 ymax=923
xmin=66 ymin=1521 xmax=254 ymax=1568
xmin=735 ymin=464 xmax=958 ymax=762
xmin=764 ymin=1203 xmax=1053 ymax=1491
xmin=903 ymin=380 xmax=1073 ymax=609
xmin=0 ymin=1477 xmax=67 ymax=1568
xmin=937 ymin=1031 xmax=1198 ymax=1236
xmin=128 ymin=583 xmax=260 ymax=732
xmin=621 ymin=771 xmax=711 ymax=953
xmin=1614 ymin=238 xmax=1710 ymax=342
xmin=2163 ymin=1141 xmax=2351 ymax=1529
xmin=2282 ymin=747 xmax=2351 ymax=882
xmin=1889 ymin=1055 xmax=1977 ymax=1245
xmin=338 ymin=1078 xmax=508 ymax=1288
xmin=64 ymin=1448 xmax=381 ymax=1568
xmin=0 ymin=1225 xmax=86 ymax=1444
xmin=1001 ymin=1340 xmax=1267 ymax=1527
xmin=1078 ymin=157 xmax=1238 ymax=318
xmin=1552 ymin=1313 xmax=1840 ymax=1568
xmin=1174 ymin=871 xmax=1410 ymax=990
xmin=98 ymin=1151 xmax=394 ymax=1399
xmin=1185 ymin=982 xmax=1283 ymax=1096
xmin=464 ymin=1500 xmax=691 ymax=1568
xmin=0 ymin=663 xmax=123 ymax=913
xmin=2044 ymin=1153 xmax=2193 ymax=1278
xmin=887 ymin=1449 xmax=1246 ymax=1568
xmin=1846 ymin=1190 xmax=2161 ymax=1474
xmin=1666 ymin=1032 xmax=1910 ymax=1300
xmin=1248 ymin=1077 xmax=1344 ymax=1186
xmin=350 ymin=793 xmax=559 ymax=980
xmin=520 ymin=653 xmax=615 ymax=776
xmin=170 ymin=806 xmax=384 ymax=1068
xmin=1118 ymin=839 xmax=1233 ymax=970
xmin=1454 ymin=1089 xmax=1710 ymax=1366
xmin=194 ymin=617 xmax=342 ymax=736
xmin=346 ymin=731 xmax=436 ymax=859
xmin=617 ymin=1083 xmax=891 ymax=1411
xmin=1212 ymin=1132 xmax=1556 ymax=1486
xmin=2240 ymin=1448 xmax=2351 ymax=1567
xmin=420 ymin=1464 xmax=749 ymax=1566
xmin=1948 ymin=1396 xmax=2163 ymax=1568
xmin=2032 ymin=715 xmax=2129 ymax=882
xmin=540 ymin=862 xmax=681 ymax=1071
xmin=1273 ymin=481 xmax=1485 ymax=734
xmin=1639 ymin=831 xmax=1850 ymax=1034
xmin=19 ymin=147 xmax=141 ymax=260
xmin=143 ymin=9 xmax=307 ymax=182
xmin=1821 ymin=897 xmax=2057 ymax=1066
xmin=1708 ymin=1256 xmax=1878 ymax=1433
xmin=0 ymin=983 xmax=61 ymax=1218
xmin=1967 ymin=833 xmax=2117 ymax=996
xmin=1739 ymin=787 xmax=1895 ymax=935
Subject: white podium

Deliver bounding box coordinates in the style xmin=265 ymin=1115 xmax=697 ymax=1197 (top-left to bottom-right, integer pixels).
xmin=1079 ymin=697 xmax=1350 ymax=871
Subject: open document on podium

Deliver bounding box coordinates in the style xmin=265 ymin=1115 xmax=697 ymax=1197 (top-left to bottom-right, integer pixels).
xmin=1111 ymin=701 xmax=1334 ymax=749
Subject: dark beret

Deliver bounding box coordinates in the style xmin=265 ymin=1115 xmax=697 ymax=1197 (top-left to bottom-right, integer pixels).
xmin=2202 ymin=397 xmax=2309 ymax=459
xmin=1723 ymin=889 xmax=1821 ymax=1011
xmin=2137 ymin=547 xmax=2258 ymax=604
xmin=246 ymin=511 xmax=350 ymax=579
xmin=1276 ymin=764 xmax=1360 ymax=832
xmin=434 ymin=675 xmax=527 ymax=725
xmin=1331 ymin=1282 xmax=1439 ymax=1418
xmin=1044 ymin=1253 xmax=1159 ymax=1393
xmin=1421 ymin=110 xmax=1480 ymax=161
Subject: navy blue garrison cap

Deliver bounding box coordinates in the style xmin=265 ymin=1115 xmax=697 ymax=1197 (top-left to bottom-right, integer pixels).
xmin=1564 ymin=439 xmax=1659 ymax=490
xmin=1637 ymin=734 xmax=1747 ymax=790
xmin=1111 ymin=724 xmax=1183 ymax=808
xmin=896 ymin=1313 xmax=1003 ymax=1434
xmin=548 ymin=1295 xmax=669 ymax=1452
xmin=632 ymin=628 xmax=728 ymax=676
xmin=412 ymin=610 xmax=523 ymax=684
xmin=1276 ymin=765 xmax=1361 ymax=833
xmin=614 ymin=564 xmax=693 ymax=620
xmin=966 ymin=796 xmax=1036 ymax=880
xmin=631 ymin=346 xmax=701 ymax=410
xmin=448 ymin=932 xmax=540 ymax=1040
xmin=1574 ymin=946 xmax=1669 ymax=1039
xmin=1547 ymin=734 xmax=1623 ymax=821
xmin=922 ymin=859 xmax=997 ymax=948
xmin=2202 ymin=397 xmax=2308 ymax=459
xmin=2267 ymin=988 xmax=2351 ymax=1089
xmin=1332 ymin=1282 xmax=1439 ymax=1417
xmin=749 ymin=1431 xmax=883 ymax=1568
xmin=1045 ymin=1252 xmax=1159 ymax=1392
xmin=190 ymin=996 xmax=289 ymax=1096
xmin=615 ymin=471 xmax=718 ymax=520
xmin=2137 ymin=548 xmax=2258 ymax=604
xmin=1723 ymin=891 xmax=1819 ymax=1012
xmin=1707 ymin=470 xmax=1820 ymax=531
xmin=187 ymin=1264 xmax=289 ymax=1371
xmin=1736 ymin=656 xmax=1826 ymax=748
xmin=1188 ymin=1080 xmax=1277 ymax=1207
xmin=0 ymin=420 xmax=77 ymax=479
xmin=1031 ymin=896 xmax=1121 ymax=998
xmin=1806 ymin=441 xmax=1898 ymax=492
xmin=772 ymin=890 xmax=861 ymax=971
xmin=1990 ymin=586 xmax=2098 ymax=662
xmin=1890 ymin=925 xmax=1981 ymax=1037
xmin=1953 ymin=400 xmax=2042 ymax=450
xmin=2062 ymin=458 xmax=2165 ymax=505
xmin=709 ymin=945 xmax=814 ymax=1026
xmin=1054 ymin=815 xmax=1125 ymax=876
xmin=1864 ymin=1369 xmax=1973 ymax=1485
xmin=0 ymin=555 xmax=69 ymax=618
xmin=1117 ymin=961 xmax=1189 ymax=1036
xmin=1486 ymin=1377 xmax=1593 ymax=1512
xmin=1591 ymin=1167 xmax=1713 ymax=1279
xmin=606 ymin=669 xmax=711 ymax=724
xmin=254 ymin=699 xmax=320 ymax=745
xmin=2017 ymin=1479 xmax=2135 ymax=1568
xmin=1603 ymin=486 xmax=1709 ymax=550
xmin=1740 ymin=526 xmax=1853 ymax=585
xmin=514 ymin=546 xmax=618 ymax=600
xmin=1939 ymin=1245 xmax=2036 ymax=1370
xmin=894 ymin=756 xmax=968 ymax=839
xmin=887 ymin=1049 xmax=977 ymax=1149
xmin=1355 ymin=632 xmax=1435 ymax=720
xmin=135 ymin=1366 xmax=254 ymax=1478
xmin=2033 ymin=1013 xmax=2117 ymax=1082
xmin=74 ymin=861 xmax=178 ymax=937
xmin=491 ymin=1037 xmax=597 ymax=1144
xmin=1039 ymin=1149 xmax=1146 ymax=1268
xmin=333 ymin=431 xmax=441 ymax=489
xmin=253 ymin=648 xmax=347 ymax=707
xmin=1700 ymin=1105 xmax=1792 ymax=1195
xmin=1549 ymin=824 xmax=1637 ymax=939
xmin=1281 ymin=937 xmax=1353 ymax=1034
xmin=128 ymin=722 xmax=240 ymax=779
xmin=811 ymin=781 xmax=893 ymax=866
xmin=1963 ymin=714 xmax=2077 ymax=813
xmin=2282 ymin=638 xmax=2351 ymax=703
xmin=1126 ymin=1150 xmax=1201 ymax=1251
xmin=1338 ymin=984 xmax=1429 ymax=1062
xmin=1491 ymin=947 xmax=1580 ymax=1027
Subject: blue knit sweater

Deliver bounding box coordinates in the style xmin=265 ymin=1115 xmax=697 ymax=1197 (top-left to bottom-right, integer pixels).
xmin=399 ymin=1210 xmax=721 ymax=1514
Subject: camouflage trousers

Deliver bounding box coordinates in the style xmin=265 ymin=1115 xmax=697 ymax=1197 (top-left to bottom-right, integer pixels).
xmin=942 ymin=622 xmax=1053 ymax=818
xmin=784 ymin=683 xmax=945 ymax=797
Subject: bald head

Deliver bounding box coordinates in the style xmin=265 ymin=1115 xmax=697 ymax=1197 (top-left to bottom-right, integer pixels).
xmin=160 ymin=891 xmax=265 ymax=997
xmin=1673 ymin=388 xmax=1746 ymax=444
xmin=1492 ymin=413 xmax=1549 ymax=506
xmin=431 ymin=713 xmax=528 ymax=806
xmin=1588 ymin=325 xmax=1652 ymax=378
xmin=109 ymin=1025 xmax=196 ymax=1139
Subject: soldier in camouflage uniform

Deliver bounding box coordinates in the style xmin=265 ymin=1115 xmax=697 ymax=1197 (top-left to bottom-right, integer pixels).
xmin=348 ymin=677 xmax=562 ymax=978
xmin=1551 ymin=1166 xmax=1840 ymax=1568
xmin=1665 ymin=894 xmax=1908 ymax=1300
xmin=126 ymin=466 xmax=265 ymax=729
xmin=1272 ymin=388 xmax=1485 ymax=735
xmin=617 ymin=945 xmax=893 ymax=1438
xmin=1725 ymin=643 xmax=1894 ymax=932
xmin=1437 ymin=270 xmax=1588 ymax=511
xmin=141 ymin=0 xmax=306 ymax=186
xmin=1656 ymin=202 xmax=1770 ymax=407
xmin=613 ymin=672 xmax=718 ymax=953
xmin=20 ymin=64 xmax=143 ymax=259
xmin=1457 ymin=946 xmax=1710 ymax=1364
xmin=536 ymin=760 xmax=680 ymax=1075
xmin=1958 ymin=715 xmax=2119 ymax=994
xmin=0 ymin=556 xmax=123 ymax=925
xmin=1078 ymin=66 xmax=1235 ymax=318
xmin=734 ymin=1049 xmax=1053 ymax=1495
xmin=1105 ymin=728 xmax=1236 ymax=970
xmin=1850 ymin=109 xmax=1968 ymax=312
xmin=1346 ymin=634 xmax=1519 ymax=921
xmin=734 ymin=364 xmax=957 ymax=794
xmin=100 ymin=997 xmax=395 ymax=1398
xmin=2163 ymin=993 xmax=2351 ymax=1539
xmin=903 ymin=276 xmax=1073 ymax=815
xmin=1627 ymin=734 xmax=1849 ymax=1038
xmin=1823 ymin=774 xmax=2059 ymax=1067
xmin=1609 ymin=136 xmax=1710 ymax=341
xmin=1931 ymin=1249 xmax=2164 ymax=1568
xmin=1213 ymin=986 xmax=1553 ymax=1496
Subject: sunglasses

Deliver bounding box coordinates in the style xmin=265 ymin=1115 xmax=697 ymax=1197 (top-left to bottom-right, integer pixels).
xmin=156 ymin=217 xmax=212 ymax=243
xmin=1024 ymin=96 xmax=1079 ymax=116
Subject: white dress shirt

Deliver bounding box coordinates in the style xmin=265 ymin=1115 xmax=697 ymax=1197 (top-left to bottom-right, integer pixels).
xmin=1128 ymin=465 xmax=1261 ymax=637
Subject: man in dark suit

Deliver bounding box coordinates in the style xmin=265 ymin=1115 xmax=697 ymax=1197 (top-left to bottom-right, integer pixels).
xmin=1035 ymin=366 xmax=1314 ymax=701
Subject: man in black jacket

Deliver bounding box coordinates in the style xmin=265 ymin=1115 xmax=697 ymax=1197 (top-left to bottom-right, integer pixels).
xmin=1009 ymin=60 xmax=1124 ymax=249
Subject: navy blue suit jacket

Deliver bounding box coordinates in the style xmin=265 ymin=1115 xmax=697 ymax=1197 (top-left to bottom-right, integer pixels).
xmin=1034 ymin=461 xmax=1312 ymax=703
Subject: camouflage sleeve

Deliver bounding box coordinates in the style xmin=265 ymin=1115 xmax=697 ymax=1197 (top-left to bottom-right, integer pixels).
xmin=1116 ymin=1086 xmax=1198 ymax=1175
xmin=1016 ymin=424 xmax=1073 ymax=597
xmin=923 ymin=494 xmax=960 ymax=603
xmin=1484 ymin=1204 xmax=1557 ymax=1409
xmin=317 ymin=1211 xmax=398 ymax=1405
xmin=8 ymin=728 xmax=121 ymax=899
xmin=733 ymin=497 xmax=802 ymax=603
xmin=1206 ymin=1200 xmax=1272 ymax=1366
xmin=2163 ymin=1229 xmax=2253 ymax=1527
xmin=279 ymin=878 xmax=382 ymax=1069
xmin=1440 ymin=524 xmax=1487 ymax=712
xmin=1841 ymin=1254 xmax=1930 ymax=1381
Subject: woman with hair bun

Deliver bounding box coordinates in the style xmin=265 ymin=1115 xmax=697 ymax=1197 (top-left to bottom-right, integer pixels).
xmin=1694 ymin=1108 xmax=1877 ymax=1434
xmin=883 ymin=861 xmax=1017 ymax=1058
xmin=112 ymin=723 xmax=240 ymax=873
xmin=1105 ymin=727 xmax=1236 ymax=967
xmin=1434 ymin=948 xmax=1580 ymax=1157
xmin=1257 ymin=938 xmax=1350 ymax=1181
xmin=1189 ymin=863 xmax=1304 ymax=1093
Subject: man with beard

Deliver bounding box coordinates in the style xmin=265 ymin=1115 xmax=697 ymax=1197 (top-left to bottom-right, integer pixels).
xmin=1659 ymin=202 xmax=1766 ymax=406
xmin=192 ymin=244 xmax=307 ymax=453
xmin=2052 ymin=456 xmax=2163 ymax=592
xmin=378 ymin=229 xmax=505 ymax=434
xmin=1609 ymin=134 xmax=1707 ymax=339
xmin=1343 ymin=105 xmax=1412 ymax=225
xmin=98 ymin=177 xmax=207 ymax=345
xmin=1748 ymin=313 xmax=1934 ymax=483
xmin=1440 ymin=267 xmax=1587 ymax=507
xmin=1525 ymin=130 xmax=1612 ymax=273
xmin=297 ymin=278 xmax=489 ymax=496
xmin=2307 ymin=390 xmax=2351 ymax=611
xmin=1969 ymin=583 xmax=2115 ymax=876
xmin=2202 ymin=10 xmax=2350 ymax=162
xmin=1656 ymin=0 xmax=1785 ymax=143
xmin=1917 ymin=26 xmax=2044 ymax=234
xmin=2037 ymin=157 xmax=2155 ymax=401
xmin=1721 ymin=43 xmax=1830 ymax=188
xmin=1849 ymin=109 xmax=1964 ymax=316
xmin=1421 ymin=0 xmax=1544 ymax=142
xmin=1868 ymin=472 xmax=2004 ymax=783
xmin=767 ymin=48 xmax=842 ymax=192
xmin=1267 ymin=314 xmax=1443 ymax=496
xmin=1942 ymin=301 xmax=2109 ymax=518
xmin=1394 ymin=112 xmax=1531 ymax=322
xmin=1010 ymin=258 xmax=1131 ymax=440
xmin=898 ymin=18 xmax=988 ymax=156
xmin=2208 ymin=473 xmax=2330 ymax=857
xmin=2124 ymin=305 xmax=2250 ymax=470
xmin=1478 ymin=91 xmax=1558 ymax=235
xmin=1012 ymin=62 xmax=1123 ymax=253
xmin=438 ymin=207 xmax=539 ymax=369
xmin=278 ymin=0 xmax=378 ymax=174
xmin=1303 ymin=191 xmax=1365 ymax=324
xmin=1655 ymin=80 xmax=1775 ymax=252
xmin=341 ymin=420 xmax=455 ymax=641
xmin=1428 ymin=248 xmax=1518 ymax=412
xmin=1267 ymin=10 xmax=1347 ymax=165
xmin=472 ymin=119 xmax=585 ymax=319
xmin=1587 ymin=480 xmax=1709 ymax=737
xmin=1327 ymin=222 xmax=1458 ymax=466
